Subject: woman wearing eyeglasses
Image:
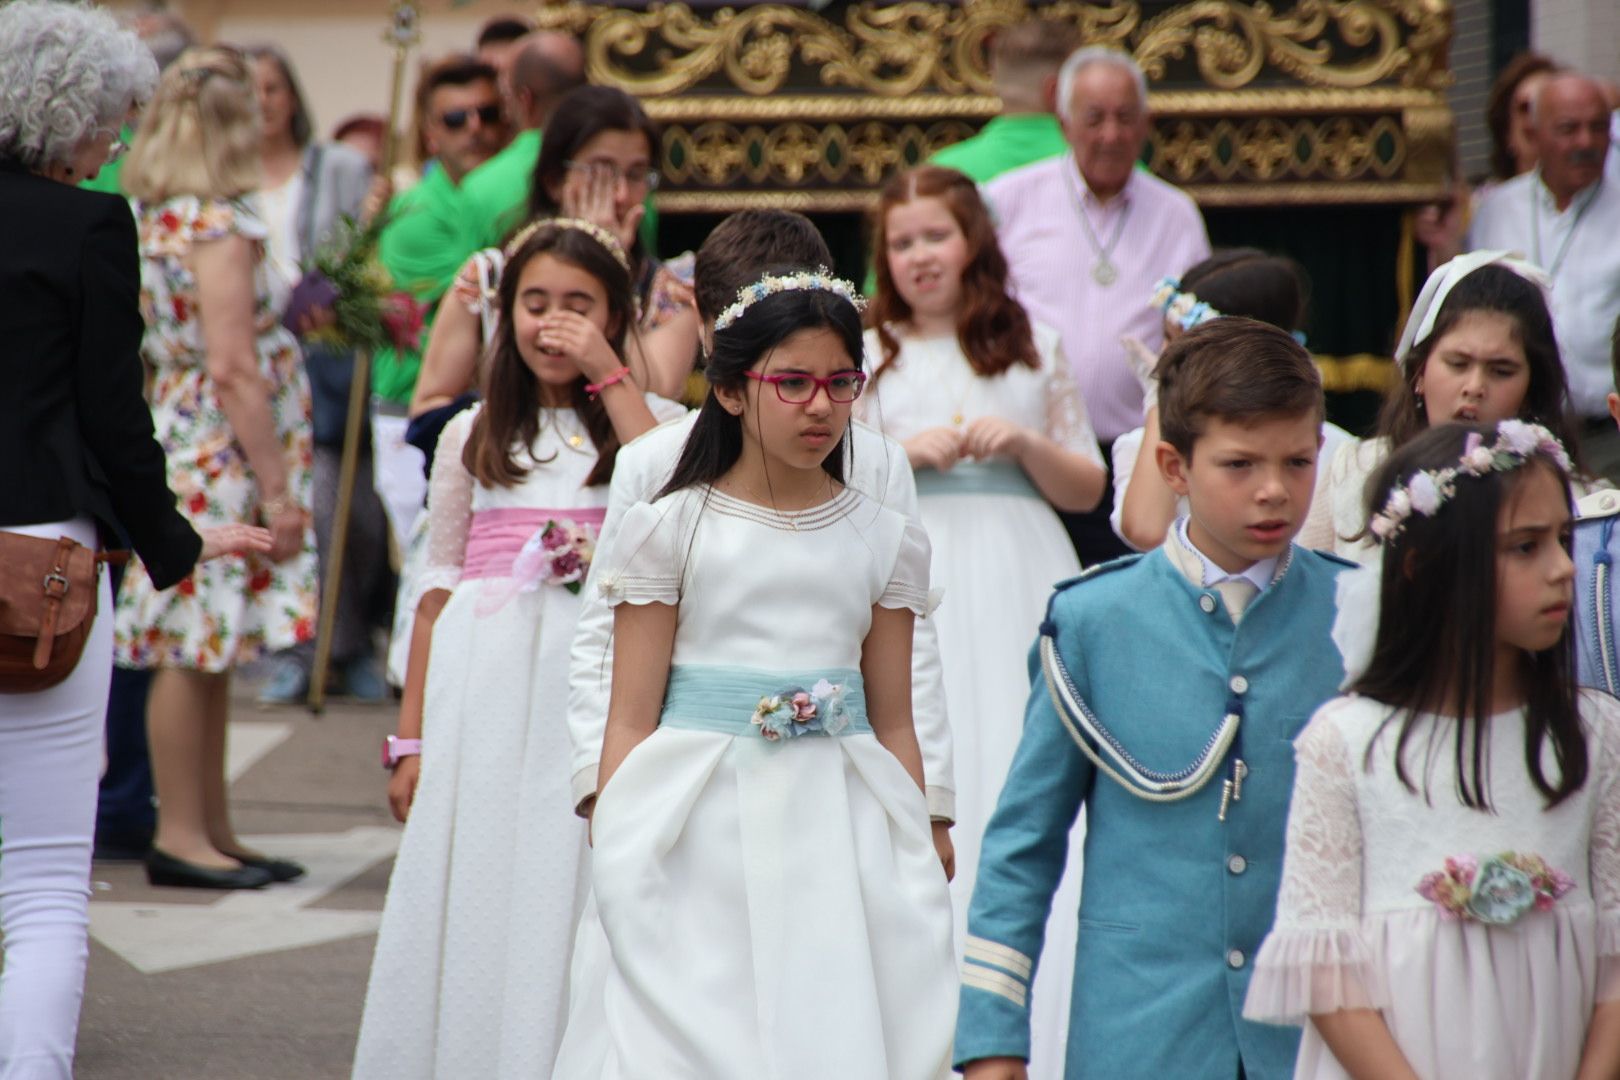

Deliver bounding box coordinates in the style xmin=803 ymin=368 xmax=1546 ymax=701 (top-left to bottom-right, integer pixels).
xmin=0 ymin=7 xmax=274 ymax=1073
xmin=409 ymin=85 xmax=700 ymax=431
xmin=246 ymin=45 xmax=397 ymax=707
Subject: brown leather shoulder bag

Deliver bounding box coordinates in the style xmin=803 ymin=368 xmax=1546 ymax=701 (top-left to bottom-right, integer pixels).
xmin=0 ymin=532 xmax=125 ymax=693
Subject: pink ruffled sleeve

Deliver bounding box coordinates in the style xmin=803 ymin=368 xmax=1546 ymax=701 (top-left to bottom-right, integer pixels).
xmin=1243 ymin=708 xmax=1386 ymax=1025
xmin=1590 ymin=693 xmax=1620 ymax=1002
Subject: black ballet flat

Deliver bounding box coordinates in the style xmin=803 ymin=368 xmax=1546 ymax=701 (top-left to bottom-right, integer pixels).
xmin=144 ymin=848 xmax=273 ymax=890
xmin=222 ymin=852 xmax=307 ymax=883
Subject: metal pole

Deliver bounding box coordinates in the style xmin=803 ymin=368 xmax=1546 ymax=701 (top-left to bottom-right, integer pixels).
xmin=308 ymin=1 xmax=420 ymax=713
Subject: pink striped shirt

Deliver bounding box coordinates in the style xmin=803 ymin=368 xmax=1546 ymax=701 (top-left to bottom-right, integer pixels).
xmin=985 ymin=156 xmax=1210 ymax=442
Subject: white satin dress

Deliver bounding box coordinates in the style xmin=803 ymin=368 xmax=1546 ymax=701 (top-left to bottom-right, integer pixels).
xmin=579 ymin=484 xmax=957 ymax=1080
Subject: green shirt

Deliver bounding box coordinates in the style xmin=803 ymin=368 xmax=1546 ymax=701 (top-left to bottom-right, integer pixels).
xmin=373 ymin=164 xmax=467 ymax=404
xmin=929 ymin=112 xmax=1069 ymax=184
xmin=458 ymin=128 xmax=544 ymax=251
xmin=78 ymin=125 xmax=133 ymax=195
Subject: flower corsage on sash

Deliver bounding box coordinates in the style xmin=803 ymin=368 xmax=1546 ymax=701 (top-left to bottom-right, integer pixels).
xmin=1416 ymin=852 xmax=1575 ymax=925
xmin=475 ymin=519 xmax=597 ymax=616
xmin=751 ymin=679 xmax=850 ymax=741
xmin=514 ymin=519 xmax=596 ymax=594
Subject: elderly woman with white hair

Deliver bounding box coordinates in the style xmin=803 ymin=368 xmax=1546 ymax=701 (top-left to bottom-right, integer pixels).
xmin=0 ymin=2 xmax=271 ymax=1075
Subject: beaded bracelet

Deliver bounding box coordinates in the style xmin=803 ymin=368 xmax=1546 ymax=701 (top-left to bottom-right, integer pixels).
xmin=585 ymin=366 xmax=632 ymax=399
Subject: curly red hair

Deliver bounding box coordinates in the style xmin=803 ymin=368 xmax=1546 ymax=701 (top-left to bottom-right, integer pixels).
xmin=868 ymin=164 xmax=1040 ymax=383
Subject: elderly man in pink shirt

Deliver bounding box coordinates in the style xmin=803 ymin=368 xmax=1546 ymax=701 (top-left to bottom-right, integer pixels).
xmin=986 ymin=46 xmax=1209 ymax=563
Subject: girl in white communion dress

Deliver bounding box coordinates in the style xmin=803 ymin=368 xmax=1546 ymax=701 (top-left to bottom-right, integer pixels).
xmin=583 ymin=270 xmax=957 ymax=1080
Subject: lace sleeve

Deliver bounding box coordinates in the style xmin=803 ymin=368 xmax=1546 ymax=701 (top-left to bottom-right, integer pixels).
xmin=414 ymin=409 xmax=478 ymax=600
xmin=1297 ymin=440 xmax=1348 ymax=551
xmin=1039 ymin=330 xmax=1104 ymax=467
xmin=1588 ymin=692 xmax=1620 ymax=1001
xmin=1244 ymin=706 xmax=1384 ymax=1025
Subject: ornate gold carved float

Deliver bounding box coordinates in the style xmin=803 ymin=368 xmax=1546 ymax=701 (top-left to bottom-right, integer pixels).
xmin=534 ymin=0 xmax=1454 ymax=212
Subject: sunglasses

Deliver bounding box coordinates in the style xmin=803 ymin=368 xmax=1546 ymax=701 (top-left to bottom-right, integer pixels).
xmin=439 ymin=104 xmax=502 ymax=130
xmin=744 ymin=369 xmax=867 ymax=404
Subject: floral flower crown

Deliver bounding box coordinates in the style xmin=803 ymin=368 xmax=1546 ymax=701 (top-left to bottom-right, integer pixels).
xmin=1368 ymin=419 xmax=1572 ymax=543
xmin=503 ymin=217 xmax=631 ymax=272
xmin=713 ymin=268 xmax=866 ymax=332
xmin=1150 ymin=275 xmax=1308 ymax=345
xmin=1150 ymin=276 xmax=1220 ymax=331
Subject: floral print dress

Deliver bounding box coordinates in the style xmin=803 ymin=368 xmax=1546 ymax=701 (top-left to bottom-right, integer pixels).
xmin=113 ymin=196 xmax=318 ymax=673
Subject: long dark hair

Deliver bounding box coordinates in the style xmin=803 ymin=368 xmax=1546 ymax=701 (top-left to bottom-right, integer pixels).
xmin=245 ymin=45 xmax=313 ymax=147
xmin=868 ymin=165 xmax=1038 ymax=382
xmin=659 ymin=280 xmax=865 ymax=498
xmin=1378 ymin=265 xmax=1581 ymax=468
xmin=461 ymin=223 xmax=636 ymax=489
xmin=524 ymin=85 xmax=658 ymax=260
xmin=1351 ymin=422 xmax=1587 ymax=810
xmin=1178 ymin=248 xmax=1308 ymax=333
xmin=1485 ymin=52 xmax=1558 ymax=182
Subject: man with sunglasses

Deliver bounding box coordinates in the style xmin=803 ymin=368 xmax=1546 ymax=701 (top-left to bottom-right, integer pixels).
xmin=456 ymin=30 xmax=586 ymax=252
xmin=372 ymin=55 xmax=510 ymax=559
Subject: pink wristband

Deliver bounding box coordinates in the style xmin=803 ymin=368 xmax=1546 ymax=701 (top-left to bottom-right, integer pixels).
xmin=585 ymin=366 xmax=632 ymax=398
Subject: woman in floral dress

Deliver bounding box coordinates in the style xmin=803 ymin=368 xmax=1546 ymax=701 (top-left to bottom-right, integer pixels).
xmin=114 ymin=47 xmax=318 ymax=890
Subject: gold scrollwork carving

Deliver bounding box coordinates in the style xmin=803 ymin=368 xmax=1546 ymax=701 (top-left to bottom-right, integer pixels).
xmin=662 ymin=119 xmax=978 ymax=190
xmin=1150 ymin=112 xmax=1406 ymax=184
xmin=1134 ymin=0 xmax=1450 ymax=92
xmin=534 ymin=0 xmax=1450 ymax=98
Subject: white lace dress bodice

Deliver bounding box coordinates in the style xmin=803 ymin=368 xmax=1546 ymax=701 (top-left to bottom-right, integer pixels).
xmin=857 ymin=322 xmax=1103 ymax=465
xmin=1245 ymin=691 xmax=1620 ymax=1079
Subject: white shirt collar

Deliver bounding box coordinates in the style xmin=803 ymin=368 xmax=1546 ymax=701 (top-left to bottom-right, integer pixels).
xmin=1532 ymin=169 xmax=1603 ymax=214
xmin=1175 ymin=517 xmax=1279 ymax=593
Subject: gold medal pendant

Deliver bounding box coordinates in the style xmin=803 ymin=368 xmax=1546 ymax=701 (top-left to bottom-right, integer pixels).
xmin=952 ymin=413 xmax=964 ymax=426
xmin=568 ymin=434 xmax=584 ymax=449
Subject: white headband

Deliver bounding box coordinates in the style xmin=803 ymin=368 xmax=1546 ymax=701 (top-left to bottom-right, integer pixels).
xmin=1394 ymin=250 xmax=1552 ymax=365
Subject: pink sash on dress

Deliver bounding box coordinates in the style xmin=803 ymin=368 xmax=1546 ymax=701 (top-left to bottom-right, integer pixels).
xmin=462 ymin=506 xmax=607 ymax=617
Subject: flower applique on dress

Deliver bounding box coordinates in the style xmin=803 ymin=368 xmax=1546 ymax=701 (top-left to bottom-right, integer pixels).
xmin=1415 ymin=852 xmax=1576 ymax=925
xmin=751 ymin=678 xmax=850 ymax=741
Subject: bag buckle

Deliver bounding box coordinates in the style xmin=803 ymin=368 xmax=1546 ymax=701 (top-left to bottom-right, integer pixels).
xmin=42 ymin=571 xmax=69 ymax=599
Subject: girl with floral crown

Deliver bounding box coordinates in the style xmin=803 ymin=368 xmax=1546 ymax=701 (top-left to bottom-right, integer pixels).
xmin=1298 ymin=250 xmax=1589 ymax=563
xmin=577 ymin=269 xmax=957 ymax=1078
xmin=860 ymin=163 xmax=1106 ymax=1075
xmin=1244 ymin=419 xmax=1620 ymax=1078
xmin=353 ymin=222 xmax=685 ymax=1079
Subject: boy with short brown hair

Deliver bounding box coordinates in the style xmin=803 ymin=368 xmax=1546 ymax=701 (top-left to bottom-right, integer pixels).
xmin=958 ymin=318 xmax=1352 ymax=1080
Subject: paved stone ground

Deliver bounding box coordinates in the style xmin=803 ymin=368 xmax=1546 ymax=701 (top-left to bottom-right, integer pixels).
xmin=76 ymin=678 xmax=399 ymax=1080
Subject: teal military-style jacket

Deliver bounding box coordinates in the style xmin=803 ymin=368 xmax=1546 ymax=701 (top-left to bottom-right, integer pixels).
xmin=955 ymin=542 xmax=1350 ymax=1079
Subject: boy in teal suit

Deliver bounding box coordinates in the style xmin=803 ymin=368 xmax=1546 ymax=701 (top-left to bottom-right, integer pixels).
xmin=957 ymin=318 xmax=1354 ymax=1079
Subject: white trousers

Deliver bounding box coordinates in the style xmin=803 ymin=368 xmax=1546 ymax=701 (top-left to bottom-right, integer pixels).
xmin=0 ymin=517 xmax=112 ymax=1080
xmin=369 ymin=406 xmax=427 ymax=557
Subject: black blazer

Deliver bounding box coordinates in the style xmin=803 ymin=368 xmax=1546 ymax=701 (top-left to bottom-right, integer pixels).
xmin=0 ymin=158 xmax=200 ymax=589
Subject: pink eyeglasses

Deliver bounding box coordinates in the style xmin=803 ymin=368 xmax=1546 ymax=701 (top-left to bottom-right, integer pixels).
xmin=743 ymin=369 xmax=867 ymax=404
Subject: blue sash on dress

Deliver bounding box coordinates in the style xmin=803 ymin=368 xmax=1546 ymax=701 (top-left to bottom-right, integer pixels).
xmin=661 ymin=664 xmax=872 ymax=736
xmin=913 ymin=461 xmax=1041 ymax=500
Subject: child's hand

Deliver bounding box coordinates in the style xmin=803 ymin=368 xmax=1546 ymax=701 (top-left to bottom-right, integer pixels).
xmin=536 ymin=311 xmax=623 ymax=383
xmin=387 ymin=755 xmax=421 ymax=823
xmin=961 ymin=417 xmax=1028 ymax=461
xmin=906 ymin=427 xmax=964 ymax=472
xmin=1122 ymin=335 xmax=1160 ymax=410
xmin=931 ymin=820 xmax=955 ymax=881
xmin=962 ymin=1058 xmax=1026 ymax=1080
